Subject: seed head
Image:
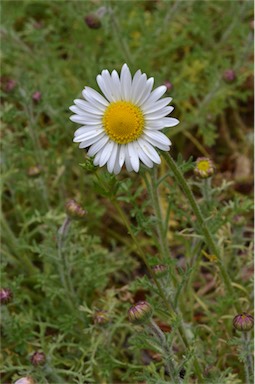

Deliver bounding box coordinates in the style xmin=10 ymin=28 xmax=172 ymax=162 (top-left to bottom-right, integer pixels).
xmin=0 ymin=288 xmax=13 ymax=304
xmin=93 ymin=310 xmax=109 ymax=325
xmin=233 ymin=313 xmax=254 ymax=332
xmin=30 ymin=351 xmax=46 ymax=366
xmin=194 ymin=157 xmax=214 ymax=179
xmin=14 ymin=377 xmax=35 ymax=384
xmin=152 ymin=264 xmax=168 ymax=278
xmin=128 ymin=301 xmax=153 ymax=324
xmin=223 ymin=69 xmax=236 ymax=83
xmin=65 ymin=199 xmax=87 ymax=219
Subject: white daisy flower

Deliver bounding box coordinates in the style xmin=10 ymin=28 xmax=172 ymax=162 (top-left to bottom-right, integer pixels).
xmin=70 ymin=64 xmax=179 ymax=174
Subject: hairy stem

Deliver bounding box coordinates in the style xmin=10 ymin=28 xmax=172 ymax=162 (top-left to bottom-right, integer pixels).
xmin=150 ymin=319 xmax=181 ymax=383
xmin=111 ymin=198 xmax=204 ymax=382
xmin=162 ymin=152 xmax=241 ymax=313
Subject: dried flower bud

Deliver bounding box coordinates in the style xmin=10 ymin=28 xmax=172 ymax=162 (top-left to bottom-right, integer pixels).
xmin=32 ymin=91 xmax=42 ymax=103
xmin=93 ymin=310 xmax=109 ymax=325
xmin=30 ymin=351 xmax=46 ymax=366
xmin=27 ymin=165 xmax=42 ymax=177
xmin=128 ymin=301 xmax=153 ymax=324
xmin=152 ymin=264 xmax=168 ymax=278
xmin=223 ymin=69 xmax=236 ymax=83
xmin=0 ymin=76 xmax=16 ymax=92
xmin=164 ymin=80 xmax=173 ymax=91
xmin=85 ymin=14 xmax=101 ymax=29
xmin=14 ymin=377 xmax=35 ymax=384
xmin=232 ymin=215 xmax=245 ymax=227
xmin=84 ymin=6 xmax=107 ymax=29
xmin=0 ymin=288 xmax=13 ymax=304
xmin=233 ymin=313 xmax=254 ymax=332
xmin=65 ymin=199 xmax=87 ymax=219
xmin=179 ymin=367 xmax=186 ymax=379
xmin=194 ymin=157 xmax=214 ymax=179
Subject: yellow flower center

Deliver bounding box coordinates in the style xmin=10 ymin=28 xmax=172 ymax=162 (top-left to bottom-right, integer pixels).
xmin=103 ymin=101 xmax=144 ymax=144
xmin=197 ymin=160 xmax=210 ymax=172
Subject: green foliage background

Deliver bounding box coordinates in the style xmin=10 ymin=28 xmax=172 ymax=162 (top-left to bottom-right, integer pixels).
xmin=1 ymin=0 xmax=254 ymax=383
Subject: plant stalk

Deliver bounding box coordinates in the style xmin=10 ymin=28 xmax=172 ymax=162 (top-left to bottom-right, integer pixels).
xmin=162 ymin=152 xmax=241 ymax=313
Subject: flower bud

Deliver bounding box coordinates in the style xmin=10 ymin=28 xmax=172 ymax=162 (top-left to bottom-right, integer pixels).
xmin=0 ymin=288 xmax=13 ymax=304
xmin=128 ymin=301 xmax=153 ymax=324
xmin=233 ymin=313 xmax=254 ymax=332
xmin=152 ymin=264 xmax=168 ymax=278
xmin=14 ymin=377 xmax=35 ymax=384
xmin=84 ymin=14 xmax=101 ymax=29
xmin=32 ymin=91 xmax=42 ymax=103
xmin=0 ymin=76 xmax=16 ymax=92
xmin=194 ymin=157 xmax=214 ymax=179
xmin=179 ymin=367 xmax=186 ymax=379
xmin=84 ymin=7 xmax=107 ymax=29
xmin=30 ymin=351 xmax=46 ymax=366
xmin=164 ymin=80 xmax=173 ymax=91
xmin=27 ymin=165 xmax=42 ymax=177
xmin=93 ymin=310 xmax=109 ymax=325
xmin=223 ymin=69 xmax=236 ymax=83
xmin=65 ymin=199 xmax=87 ymax=219
xmin=232 ymin=215 xmax=245 ymax=227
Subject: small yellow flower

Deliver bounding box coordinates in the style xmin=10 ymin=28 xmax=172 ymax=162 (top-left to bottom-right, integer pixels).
xmin=194 ymin=157 xmax=214 ymax=179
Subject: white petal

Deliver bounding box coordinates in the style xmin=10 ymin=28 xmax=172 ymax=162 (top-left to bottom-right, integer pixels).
xmin=119 ymin=144 xmax=126 ymax=168
xmin=144 ymin=130 xmax=171 ymax=145
xmin=82 ymin=87 xmax=109 ymax=108
xmin=142 ymin=133 xmax=170 ymax=151
xmin=137 ymin=77 xmax=154 ymax=106
xmin=127 ymin=142 xmax=140 ymax=172
xmin=131 ymin=73 xmax=147 ymax=104
xmin=107 ymin=143 xmax=118 ymax=173
xmin=70 ymin=115 xmax=101 ymax=125
xmin=73 ymin=129 xmax=104 ymax=143
xmin=120 ymin=63 xmax=132 ymax=100
xmin=113 ymin=147 xmax=121 ymax=174
xmin=136 ymin=141 xmax=154 ymax=168
xmin=74 ymin=99 xmax=104 ymax=115
xmin=137 ymin=137 xmax=161 ymax=164
xmin=70 ymin=106 xmax=103 ymax=120
xmin=97 ymin=70 xmax=115 ymax=102
xmin=111 ymin=70 xmax=121 ymax=99
xmin=130 ymin=69 xmax=142 ymax=100
xmin=74 ymin=125 xmax=102 ymax=137
xmin=124 ymin=145 xmax=133 ymax=172
xmin=142 ymin=97 xmax=173 ymax=113
xmin=145 ymin=106 xmax=174 ymax=120
xmin=87 ymin=135 xmax=109 ymax=157
xmin=99 ymin=140 xmax=115 ymax=167
xmin=161 ymin=117 xmax=179 ymax=127
xmin=141 ymin=85 xmax=167 ymax=106
xmin=79 ymin=133 xmax=105 ymax=148
xmin=93 ymin=150 xmax=102 ymax=166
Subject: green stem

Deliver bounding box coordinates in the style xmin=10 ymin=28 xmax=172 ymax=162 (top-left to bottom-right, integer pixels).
xmin=162 ymin=152 xmax=241 ymax=313
xmin=242 ymin=332 xmax=254 ymax=384
xmin=150 ymin=319 xmax=181 ymax=383
xmin=57 ymin=217 xmax=76 ymax=310
xmin=111 ymin=198 xmax=204 ymax=382
xmin=143 ymin=170 xmax=180 ymax=300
